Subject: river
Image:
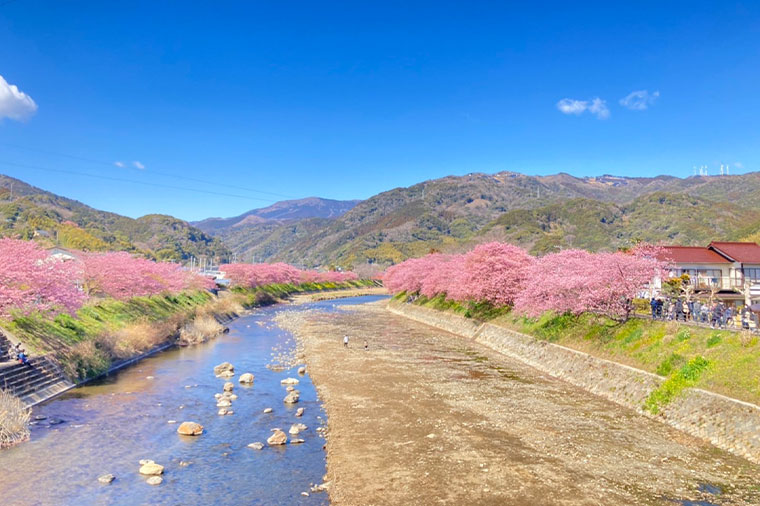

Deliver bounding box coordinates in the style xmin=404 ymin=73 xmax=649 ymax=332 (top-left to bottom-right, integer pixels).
xmin=0 ymin=295 xmax=386 ymax=506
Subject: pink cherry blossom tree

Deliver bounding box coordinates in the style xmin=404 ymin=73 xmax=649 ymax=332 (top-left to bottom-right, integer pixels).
xmin=82 ymin=252 xmax=214 ymax=299
xmin=0 ymin=238 xmax=85 ymax=317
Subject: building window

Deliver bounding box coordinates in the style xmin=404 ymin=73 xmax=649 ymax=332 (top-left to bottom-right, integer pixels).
xmin=746 ymin=268 xmax=760 ymax=284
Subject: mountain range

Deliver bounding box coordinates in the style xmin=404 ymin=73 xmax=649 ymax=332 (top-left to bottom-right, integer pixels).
xmin=192 ymin=171 xmax=760 ymax=268
xmin=5 ymin=171 xmax=760 ymax=269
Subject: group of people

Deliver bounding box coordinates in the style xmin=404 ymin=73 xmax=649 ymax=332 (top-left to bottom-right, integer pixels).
xmin=5 ymin=342 xmax=31 ymax=366
xmin=649 ymin=297 xmax=759 ymax=330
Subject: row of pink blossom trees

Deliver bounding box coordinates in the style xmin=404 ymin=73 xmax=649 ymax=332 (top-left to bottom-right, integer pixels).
xmin=0 ymin=239 xmax=215 ymax=317
xmin=220 ymin=262 xmax=358 ymax=289
xmin=383 ymin=242 xmax=666 ymax=320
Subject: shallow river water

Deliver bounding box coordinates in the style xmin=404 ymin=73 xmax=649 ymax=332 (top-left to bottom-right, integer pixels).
xmin=0 ymin=296 xmax=385 ymax=506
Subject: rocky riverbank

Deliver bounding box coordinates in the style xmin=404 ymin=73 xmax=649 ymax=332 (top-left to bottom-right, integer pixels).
xmin=275 ymin=300 xmax=760 ymax=505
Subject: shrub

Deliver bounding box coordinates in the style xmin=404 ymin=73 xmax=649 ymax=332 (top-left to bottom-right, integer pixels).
xmin=178 ymin=315 xmax=224 ymax=346
xmin=645 ymin=356 xmax=710 ymax=414
xmin=0 ymin=389 xmax=31 ymax=448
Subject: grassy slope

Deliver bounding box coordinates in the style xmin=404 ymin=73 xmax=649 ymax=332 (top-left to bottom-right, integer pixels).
xmin=398 ymin=292 xmax=760 ymax=410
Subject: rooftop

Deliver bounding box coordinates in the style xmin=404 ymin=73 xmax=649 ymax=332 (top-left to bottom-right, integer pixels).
xmin=709 ymin=242 xmax=760 ymax=264
xmin=657 ymin=246 xmax=731 ymax=264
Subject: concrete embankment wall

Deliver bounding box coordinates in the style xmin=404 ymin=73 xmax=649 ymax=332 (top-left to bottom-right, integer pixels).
xmin=388 ymin=301 xmax=760 ymax=465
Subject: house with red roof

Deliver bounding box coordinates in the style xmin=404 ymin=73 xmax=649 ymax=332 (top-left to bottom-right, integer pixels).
xmin=656 ymin=241 xmax=760 ymax=305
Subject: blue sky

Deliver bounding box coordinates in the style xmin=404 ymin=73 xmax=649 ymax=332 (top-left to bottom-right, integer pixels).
xmin=1 ymin=1 xmax=759 ymax=221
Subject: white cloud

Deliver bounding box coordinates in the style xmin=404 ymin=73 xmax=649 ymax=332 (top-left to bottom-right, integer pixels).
xmin=556 ymin=98 xmax=588 ymax=115
xmin=114 ymin=161 xmax=125 ymax=168
xmin=556 ymin=97 xmax=609 ymax=119
xmin=133 ymin=161 xmax=145 ymax=169
xmin=0 ymin=74 xmax=38 ymax=121
xmin=588 ymin=98 xmax=610 ymax=119
xmin=619 ymin=90 xmax=660 ymax=110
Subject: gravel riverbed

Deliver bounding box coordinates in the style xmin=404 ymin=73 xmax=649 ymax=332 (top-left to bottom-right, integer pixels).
xmin=275 ymin=300 xmax=760 ymax=506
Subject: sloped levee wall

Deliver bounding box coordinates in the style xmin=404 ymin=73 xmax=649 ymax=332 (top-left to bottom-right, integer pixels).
xmin=387 ymin=301 xmax=760 ymax=465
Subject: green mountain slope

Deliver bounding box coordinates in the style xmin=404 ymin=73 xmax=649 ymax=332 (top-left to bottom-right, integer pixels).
xmin=0 ymin=175 xmax=229 ymax=261
xmin=239 ymin=171 xmax=760 ymax=267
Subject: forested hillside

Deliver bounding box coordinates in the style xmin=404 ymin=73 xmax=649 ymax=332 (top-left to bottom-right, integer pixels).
xmin=199 ymin=171 xmax=760 ymax=268
xmin=0 ymin=175 xmax=229 ymax=261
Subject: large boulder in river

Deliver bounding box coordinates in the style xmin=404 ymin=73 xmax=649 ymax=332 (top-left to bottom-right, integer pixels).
xmin=283 ymin=391 xmax=300 ymax=404
xmin=280 ymin=377 xmax=300 ymax=385
xmin=177 ymin=421 xmax=204 ymax=436
xmin=267 ymin=429 xmax=288 ymax=446
xmin=138 ymin=460 xmax=164 ymax=476
xmin=214 ymin=362 xmax=235 ymax=376
xmin=223 ymin=382 xmax=234 ymax=392
xmin=239 ymin=373 xmax=254 ymax=384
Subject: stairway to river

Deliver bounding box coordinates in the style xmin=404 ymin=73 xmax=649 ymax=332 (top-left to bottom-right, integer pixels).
xmin=0 ymin=332 xmax=73 ymax=407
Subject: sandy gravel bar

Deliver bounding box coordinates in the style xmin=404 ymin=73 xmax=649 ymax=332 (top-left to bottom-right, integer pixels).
xmin=275 ymin=301 xmax=760 ymax=506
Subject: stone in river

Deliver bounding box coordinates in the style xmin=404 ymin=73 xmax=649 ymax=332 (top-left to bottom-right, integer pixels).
xmin=98 ymin=474 xmax=115 ymax=484
xmin=267 ymin=429 xmax=288 ymax=446
xmin=247 ymin=442 xmax=265 ymax=450
xmin=283 ymin=391 xmax=300 ymax=404
xmin=228 ymin=394 xmax=238 ymax=400
xmin=280 ymin=377 xmax=299 ymax=385
xmin=290 ymin=438 xmax=305 ymax=444
xmin=289 ymin=423 xmax=307 ymax=435
xmin=286 ymin=386 xmax=295 ymax=392
xmin=223 ymin=382 xmax=234 ymax=392
xmin=217 ymin=399 xmax=232 ymax=408
xmin=146 ymin=476 xmax=163 ymax=486
xmin=213 ymin=362 xmax=234 ymax=376
xmin=295 ymin=407 xmax=304 ymax=417
xmin=176 ymin=421 xmax=204 ymax=436
xmin=263 ymin=408 xmax=273 ymax=414
xmin=239 ymin=373 xmax=254 ymax=383
xmin=297 ymin=366 xmax=306 ymax=375
xmin=34 ymin=415 xmax=47 ymax=421
xmin=138 ymin=461 xmax=164 ymax=476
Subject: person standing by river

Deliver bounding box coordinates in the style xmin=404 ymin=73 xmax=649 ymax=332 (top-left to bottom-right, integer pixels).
xmin=343 ymin=335 xmax=349 ymax=348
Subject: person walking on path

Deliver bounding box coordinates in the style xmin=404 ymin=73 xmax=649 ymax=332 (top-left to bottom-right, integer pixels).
xmin=343 ymin=335 xmax=349 ymax=348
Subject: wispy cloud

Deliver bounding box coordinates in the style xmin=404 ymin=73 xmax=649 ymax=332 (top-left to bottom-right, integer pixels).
xmin=0 ymin=74 xmax=38 ymax=121
xmin=556 ymin=98 xmax=588 ymax=115
xmin=556 ymin=97 xmax=609 ymax=119
xmin=619 ymin=90 xmax=660 ymax=110
xmin=133 ymin=161 xmax=145 ymax=170
xmin=588 ymin=98 xmax=610 ymax=119
xmin=114 ymin=161 xmax=125 ymax=168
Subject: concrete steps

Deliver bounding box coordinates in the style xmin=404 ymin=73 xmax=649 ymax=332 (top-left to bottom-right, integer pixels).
xmin=0 ymin=356 xmax=72 ymax=404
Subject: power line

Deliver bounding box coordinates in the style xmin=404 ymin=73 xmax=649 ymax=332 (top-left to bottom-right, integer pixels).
xmin=0 ymin=160 xmax=281 ymax=203
xmin=0 ymin=142 xmax=296 ymax=199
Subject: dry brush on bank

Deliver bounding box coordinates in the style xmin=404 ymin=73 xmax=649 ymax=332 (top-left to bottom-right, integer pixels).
xmin=0 ymin=388 xmax=31 ymax=449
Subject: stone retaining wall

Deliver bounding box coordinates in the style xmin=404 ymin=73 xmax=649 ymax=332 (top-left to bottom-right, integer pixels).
xmin=388 ymin=301 xmax=760 ymax=465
